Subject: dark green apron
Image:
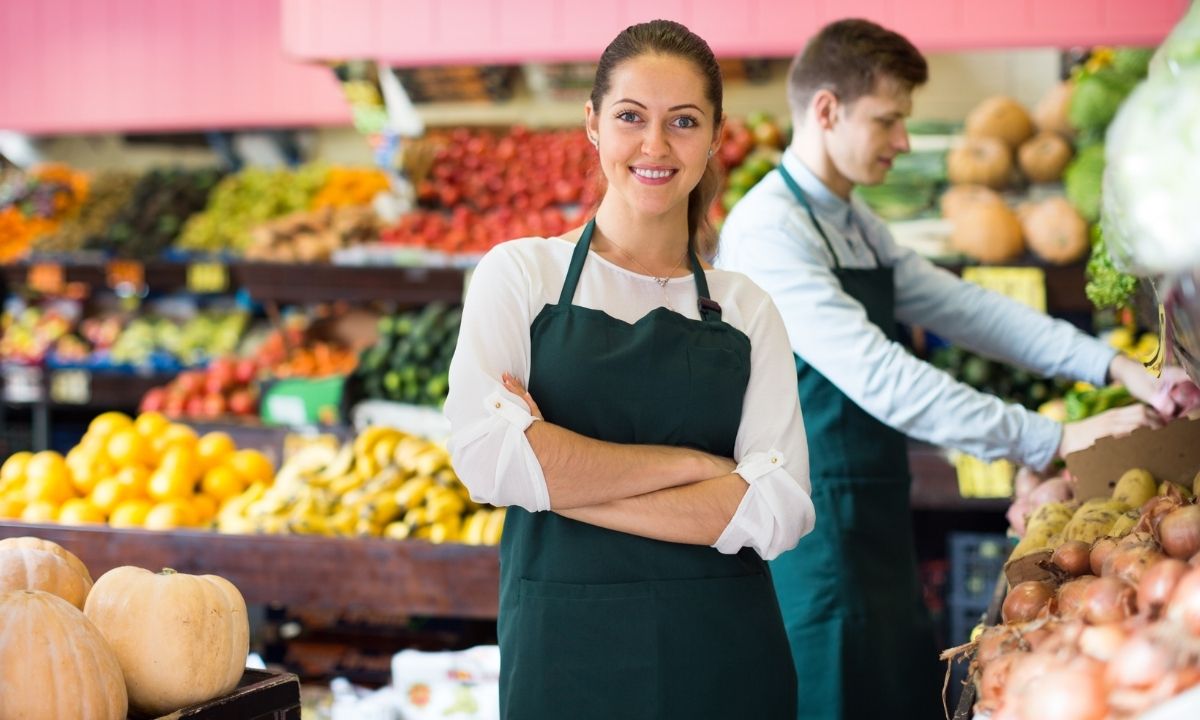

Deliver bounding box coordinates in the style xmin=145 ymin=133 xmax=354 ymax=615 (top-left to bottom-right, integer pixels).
xmin=770 ymin=166 xmax=943 ymax=720
xmin=497 ymin=219 xmax=797 ymax=719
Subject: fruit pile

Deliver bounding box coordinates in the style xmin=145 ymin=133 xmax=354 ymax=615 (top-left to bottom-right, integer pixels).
xmin=311 ymin=167 xmax=391 ymax=209
xmin=35 ymin=171 xmax=139 ymax=253
xmin=139 ymin=356 xmax=261 ymax=420
xmin=0 ymin=164 xmax=90 ymax=261
xmin=953 ymin=467 xmax=1200 ymax=720
xmin=379 ymin=205 xmax=575 ymax=256
xmin=243 ymin=205 xmax=381 ymax=263
xmin=107 ymin=309 xmax=249 ymax=370
xmin=352 ymin=303 xmax=460 ymax=407
xmin=929 ymin=345 xmax=1073 ymax=410
xmin=0 ymin=537 xmax=249 ymax=718
xmin=93 ymin=168 xmax=224 ymax=259
xmin=714 ymin=113 xmax=787 ymax=218
xmin=0 ymin=303 xmax=78 ymax=365
xmin=0 ymin=412 xmax=275 ymax=531
xmin=216 ymin=427 xmax=503 ymax=545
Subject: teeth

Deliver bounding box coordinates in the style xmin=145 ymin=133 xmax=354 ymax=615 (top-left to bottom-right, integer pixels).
xmin=632 ymin=168 xmax=674 ymax=179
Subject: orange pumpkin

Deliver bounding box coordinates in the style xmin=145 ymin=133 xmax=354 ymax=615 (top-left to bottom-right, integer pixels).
xmin=950 ymin=196 xmax=1025 ymax=264
xmin=1021 ymin=197 xmax=1089 ymax=265
xmin=939 ymin=185 xmax=1004 ymax=221
xmin=1034 ymin=80 xmax=1074 ymax=137
xmin=0 ymin=590 xmax=128 ymax=720
xmin=947 ymin=137 xmax=1014 ymax=189
xmin=966 ymin=96 xmax=1035 ymax=149
xmin=1018 ymin=131 xmax=1074 ymax=184
xmin=0 ymin=536 xmax=93 ymax=608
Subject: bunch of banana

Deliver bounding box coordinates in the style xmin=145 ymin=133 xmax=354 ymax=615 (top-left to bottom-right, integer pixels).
xmin=216 ymin=427 xmax=505 ymax=545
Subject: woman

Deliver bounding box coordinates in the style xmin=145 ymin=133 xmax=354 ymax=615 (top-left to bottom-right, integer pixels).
xmin=445 ymin=20 xmax=814 ymax=719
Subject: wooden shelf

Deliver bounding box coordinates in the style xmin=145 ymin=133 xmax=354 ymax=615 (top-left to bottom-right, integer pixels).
xmin=908 ymin=442 xmax=1010 ymax=513
xmin=0 ymin=522 xmax=500 ymax=619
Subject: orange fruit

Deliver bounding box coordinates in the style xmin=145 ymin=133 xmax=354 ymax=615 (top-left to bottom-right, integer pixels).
xmin=20 ymin=500 xmax=58 ymax=523
xmin=161 ymin=423 xmax=199 ymax=449
xmin=228 ymin=449 xmax=275 ymax=484
xmin=57 ymin=498 xmax=105 ymax=525
xmin=109 ymin=498 xmax=153 ymax=528
xmin=200 ymin=465 xmax=245 ymax=502
xmin=134 ymin=411 xmax=170 ymax=438
xmin=148 ymin=466 xmax=195 ymax=502
xmin=158 ymin=445 xmax=199 ymax=479
xmin=191 ymin=494 xmax=218 ymax=525
xmin=143 ymin=500 xmax=195 ymax=530
xmin=114 ymin=466 xmax=150 ymax=497
xmin=87 ymin=411 xmax=133 ymax=438
xmin=66 ymin=448 xmax=114 ymax=496
xmin=106 ymin=428 xmax=152 ymax=467
xmin=0 ymin=494 xmax=26 ymax=519
xmin=90 ymin=478 xmax=131 ymax=515
xmin=0 ymin=451 xmax=32 ymax=485
xmin=196 ymin=432 xmax=237 ymax=472
xmin=23 ymin=452 xmax=75 ymax=505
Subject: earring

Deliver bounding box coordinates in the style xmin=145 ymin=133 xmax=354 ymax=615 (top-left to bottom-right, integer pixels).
xmin=707 ymin=149 xmax=714 ymax=158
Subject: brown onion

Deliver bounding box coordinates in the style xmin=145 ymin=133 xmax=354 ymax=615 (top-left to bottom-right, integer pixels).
xmin=1141 ymin=495 xmax=1182 ymax=533
xmin=1168 ymin=567 xmax=1200 ymax=634
xmin=977 ymin=651 xmax=1019 ymax=713
xmin=976 ymin=626 xmax=1021 ymax=665
xmin=1052 ymin=540 xmax=1092 ymax=577
xmin=1158 ymin=505 xmax=1200 ymax=560
xmin=1083 ymin=576 xmax=1137 ymax=624
xmin=1057 ymin=576 xmax=1099 ymax=619
xmin=1019 ymin=665 xmax=1109 ymax=720
xmin=1106 ymin=634 xmax=1171 ymax=689
xmin=1091 ymin=537 xmax=1118 ymax=576
xmin=1003 ymin=580 xmax=1055 ymax=624
xmin=1137 ymin=557 xmax=1189 ymax=618
xmin=1102 ymin=544 xmax=1165 ymax=585
xmin=1004 ymin=651 xmax=1059 ymax=707
xmin=1078 ymin=622 xmax=1129 ymax=661
xmin=1117 ymin=530 xmax=1155 ymax=549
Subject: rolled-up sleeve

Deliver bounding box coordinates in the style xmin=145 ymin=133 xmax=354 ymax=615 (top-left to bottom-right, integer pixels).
xmin=713 ymin=291 xmax=816 ymax=560
xmin=445 ymin=246 xmax=551 ymax=512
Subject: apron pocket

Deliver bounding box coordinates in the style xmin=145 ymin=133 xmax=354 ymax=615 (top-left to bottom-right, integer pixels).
xmin=510 ymin=578 xmax=657 ymax=720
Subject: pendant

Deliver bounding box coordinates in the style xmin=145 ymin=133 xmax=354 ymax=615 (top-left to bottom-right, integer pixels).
xmin=656 ymin=278 xmax=668 ymax=288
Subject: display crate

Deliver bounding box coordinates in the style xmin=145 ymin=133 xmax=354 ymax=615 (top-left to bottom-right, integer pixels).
xmin=948 ymin=531 xmax=1009 ymax=608
xmin=148 ymin=668 xmax=300 ymax=720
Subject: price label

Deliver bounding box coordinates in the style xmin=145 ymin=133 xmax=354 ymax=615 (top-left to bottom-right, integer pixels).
xmin=106 ymin=260 xmax=145 ymax=294
xmin=962 ymin=267 xmax=1046 ymax=313
xmin=954 ymin=453 xmax=1016 ymax=498
xmin=27 ymin=264 xmax=65 ymax=295
xmin=49 ymin=370 xmax=91 ymax=405
xmin=187 ymin=262 xmax=229 ymax=294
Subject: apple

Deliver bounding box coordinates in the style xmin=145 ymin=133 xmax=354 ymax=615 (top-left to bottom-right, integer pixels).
xmin=228 ymin=389 xmax=256 ymax=416
xmin=140 ymin=387 xmax=167 ymax=414
xmin=234 ymin=358 xmax=258 ymax=386
xmin=185 ymin=395 xmax=205 ymax=418
xmin=202 ymin=393 xmax=227 ymax=419
xmin=175 ymin=370 xmax=206 ymax=397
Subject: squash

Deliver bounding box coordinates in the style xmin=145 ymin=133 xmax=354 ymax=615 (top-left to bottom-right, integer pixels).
xmin=84 ymin=566 xmax=249 ymax=716
xmin=0 ymin=535 xmax=93 ymax=589
xmin=1018 ymin=131 xmax=1074 ymax=183
xmin=0 ymin=590 xmax=128 ymax=720
xmin=950 ymin=196 xmax=1025 ymax=263
xmin=947 ymin=137 xmax=1013 ymax=189
xmin=1020 ymin=197 xmax=1089 ymax=265
xmin=966 ymin=96 xmax=1036 ymax=149
xmin=1034 ymin=80 xmax=1075 ymax=137
xmin=0 ymin=546 xmax=92 ymax=609
xmin=939 ymin=185 xmax=1003 ymax=221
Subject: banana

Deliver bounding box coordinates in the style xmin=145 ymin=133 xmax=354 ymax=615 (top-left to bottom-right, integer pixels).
xmin=353 ymin=426 xmax=401 ymax=459
xmin=428 ymin=520 xmax=460 ymax=544
xmin=384 ymin=521 xmax=412 ymax=541
xmin=482 ymin=507 xmax=506 ymax=545
xmin=355 ymin=454 xmax=381 ymax=483
xmin=373 ymin=435 xmax=402 ymax=470
xmin=426 ymin=488 xmax=466 ymax=521
xmin=462 ymin=510 xmax=489 ymax=545
xmin=414 ymin=448 xmax=450 ymax=478
xmin=355 ymin=517 xmax=383 ymax=537
xmin=329 ymin=473 xmax=365 ymax=496
xmin=394 ymin=477 xmax=435 ymax=510
xmin=317 ymin=444 xmax=356 ymax=481
xmin=403 ymin=507 xmax=429 ymax=528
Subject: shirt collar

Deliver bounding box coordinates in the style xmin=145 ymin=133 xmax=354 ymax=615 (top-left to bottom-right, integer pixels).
xmin=781 ymin=150 xmax=855 ymax=230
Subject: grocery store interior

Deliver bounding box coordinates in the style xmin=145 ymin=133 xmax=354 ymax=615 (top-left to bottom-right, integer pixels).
xmin=2 ymin=0 xmax=1200 ymax=718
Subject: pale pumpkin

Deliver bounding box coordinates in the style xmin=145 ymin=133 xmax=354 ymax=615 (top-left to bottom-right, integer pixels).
xmin=1018 ymin=131 xmax=1074 ymax=183
xmin=84 ymin=566 xmax=249 ymax=715
xmin=950 ymin=196 xmax=1025 ymax=263
xmin=1020 ymin=197 xmax=1089 ymax=265
xmin=0 ymin=535 xmax=93 ymax=589
xmin=966 ymin=96 xmax=1036 ymax=149
xmin=0 ymin=546 xmax=92 ymax=609
xmin=947 ymin=137 xmax=1013 ymax=189
xmin=0 ymin=589 xmax=128 ymax=720
xmin=1034 ymin=80 xmax=1074 ymax=137
xmin=939 ymin=185 xmax=1003 ymax=221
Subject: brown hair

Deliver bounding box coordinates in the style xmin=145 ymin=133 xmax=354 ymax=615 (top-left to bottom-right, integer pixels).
xmin=787 ymin=19 xmax=927 ymax=116
xmin=590 ymin=19 xmax=724 ymax=259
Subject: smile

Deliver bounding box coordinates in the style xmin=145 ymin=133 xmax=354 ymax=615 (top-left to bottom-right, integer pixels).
xmin=630 ymin=167 xmax=678 ymax=182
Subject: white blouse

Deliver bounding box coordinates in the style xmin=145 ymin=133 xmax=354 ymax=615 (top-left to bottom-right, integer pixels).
xmin=444 ymin=236 xmax=816 ymax=561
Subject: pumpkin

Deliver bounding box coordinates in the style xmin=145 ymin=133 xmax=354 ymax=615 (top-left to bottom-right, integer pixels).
xmin=0 ymin=535 xmax=93 ymax=588
xmin=947 ymin=137 xmax=1013 ymax=189
xmin=950 ymin=196 xmax=1025 ymax=263
xmin=0 ymin=590 xmax=128 ymax=720
xmin=966 ymin=96 xmax=1036 ymax=149
xmin=1034 ymin=80 xmax=1074 ymax=137
xmin=1020 ymin=197 xmax=1089 ymax=265
xmin=84 ymin=566 xmax=249 ymax=715
xmin=1018 ymin=131 xmax=1074 ymax=183
xmin=0 ymin=546 xmax=92 ymax=609
xmin=939 ymin=185 xmax=1003 ymax=221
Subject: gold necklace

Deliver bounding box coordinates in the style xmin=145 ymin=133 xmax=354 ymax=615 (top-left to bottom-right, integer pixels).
xmin=606 ymin=239 xmax=689 ymax=288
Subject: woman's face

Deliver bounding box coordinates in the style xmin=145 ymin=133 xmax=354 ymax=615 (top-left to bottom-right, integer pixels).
xmin=586 ymin=53 xmax=721 ymax=221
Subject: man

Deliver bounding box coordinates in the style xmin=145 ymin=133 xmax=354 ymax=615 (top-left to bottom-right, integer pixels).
xmin=717 ymin=18 xmax=1181 ymax=719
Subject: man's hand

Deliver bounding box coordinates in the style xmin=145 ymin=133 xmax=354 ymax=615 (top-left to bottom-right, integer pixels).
xmin=1058 ymin=403 xmax=1164 ymax=458
xmin=1109 ymin=355 xmax=1200 ymax=419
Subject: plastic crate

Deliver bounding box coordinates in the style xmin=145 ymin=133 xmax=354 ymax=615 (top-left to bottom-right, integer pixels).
xmin=948 ymin=532 xmax=1009 ymax=607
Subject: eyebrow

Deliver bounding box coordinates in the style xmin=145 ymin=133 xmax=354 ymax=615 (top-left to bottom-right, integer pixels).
xmin=613 ymin=98 xmax=707 ymax=115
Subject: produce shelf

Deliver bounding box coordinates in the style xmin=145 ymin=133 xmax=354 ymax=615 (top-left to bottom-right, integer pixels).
xmin=909 ymin=442 xmax=1010 ymax=513
xmin=0 ymin=522 xmax=500 ymax=619
xmin=232 ymin=262 xmax=465 ymax=306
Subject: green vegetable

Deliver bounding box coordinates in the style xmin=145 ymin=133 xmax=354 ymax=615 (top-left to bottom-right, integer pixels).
xmin=1110 ymin=47 xmax=1155 ymax=80
xmin=1069 ymin=69 xmax=1138 ymax=140
xmin=1064 ymin=383 xmax=1135 ymax=421
xmin=1085 ymin=224 xmax=1138 ymax=310
xmin=1064 ymin=144 xmax=1106 ymax=223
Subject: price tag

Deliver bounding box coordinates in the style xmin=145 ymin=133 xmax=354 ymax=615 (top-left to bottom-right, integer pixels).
xmin=187 ymin=262 xmax=229 ymax=294
xmin=27 ymin=263 xmax=65 ymax=295
xmin=954 ymin=454 xmax=1016 ymax=498
xmin=962 ymin=267 xmax=1046 ymax=313
xmin=106 ymin=260 xmax=145 ymax=294
xmin=49 ymin=369 xmax=91 ymax=405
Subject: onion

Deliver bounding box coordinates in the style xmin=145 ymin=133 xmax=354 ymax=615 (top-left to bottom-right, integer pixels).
xmin=1003 ymin=581 xmax=1055 ymax=624
xmin=1158 ymin=505 xmax=1200 ymax=559
xmin=1079 ymin=622 xmax=1130 ymax=661
xmin=1004 ymin=651 xmax=1058 ymax=707
xmin=1117 ymin=530 xmax=1156 ymax=549
xmin=1168 ymin=566 xmax=1200 ymax=634
xmin=1019 ymin=665 xmax=1109 ymax=720
xmin=1057 ymin=576 xmax=1099 ymax=619
xmin=976 ymin=626 xmax=1021 ymax=665
xmin=1137 ymin=557 xmax=1189 ymax=618
xmin=977 ymin=651 xmax=1019 ymax=712
xmin=1102 ymin=544 xmax=1165 ymax=585
xmin=1083 ymin=576 xmax=1137 ymax=624
xmin=1052 ymin=541 xmax=1093 ymax=577
xmin=1091 ymin=537 xmax=1118 ymax=576
xmin=1106 ymin=634 xmax=1171 ymax=689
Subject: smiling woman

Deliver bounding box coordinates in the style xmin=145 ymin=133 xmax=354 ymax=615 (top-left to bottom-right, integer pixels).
xmin=445 ymin=19 xmax=814 ymax=720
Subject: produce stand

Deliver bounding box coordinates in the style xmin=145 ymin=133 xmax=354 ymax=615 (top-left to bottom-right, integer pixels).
xmin=153 ymin=668 xmax=301 ymax=720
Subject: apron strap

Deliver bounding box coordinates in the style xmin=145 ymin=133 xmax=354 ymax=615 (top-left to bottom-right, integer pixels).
xmin=689 ymin=251 xmax=722 ymax=322
xmin=558 ymin=218 xmax=595 ymax=306
xmin=779 ymin=163 xmax=885 ymax=270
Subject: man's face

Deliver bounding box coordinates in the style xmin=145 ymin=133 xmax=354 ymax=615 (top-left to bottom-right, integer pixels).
xmin=826 ymin=78 xmax=913 ymax=188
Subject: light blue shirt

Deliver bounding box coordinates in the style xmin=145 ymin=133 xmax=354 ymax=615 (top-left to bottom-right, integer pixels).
xmin=716 ymin=150 xmax=1118 ymax=470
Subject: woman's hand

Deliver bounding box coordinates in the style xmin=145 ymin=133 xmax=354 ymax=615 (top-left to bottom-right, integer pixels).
xmin=502 ymin=372 xmax=543 ymax=420
xmin=1058 ymin=403 xmax=1164 ymax=458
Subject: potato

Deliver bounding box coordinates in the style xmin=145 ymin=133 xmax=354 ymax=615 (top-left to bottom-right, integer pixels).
xmin=1107 ymin=511 xmax=1138 ymax=538
xmin=1113 ymin=468 xmax=1157 ymax=508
